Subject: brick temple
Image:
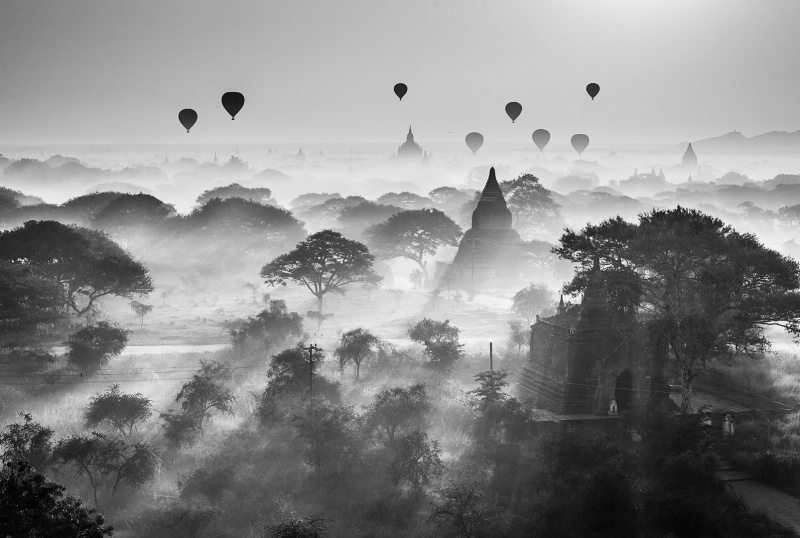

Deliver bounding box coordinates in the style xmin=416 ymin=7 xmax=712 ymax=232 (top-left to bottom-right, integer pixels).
xmin=518 ymin=260 xmax=650 ymax=415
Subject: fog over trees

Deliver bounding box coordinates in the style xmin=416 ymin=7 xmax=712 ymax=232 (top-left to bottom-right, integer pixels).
xmin=2 ymin=146 xmax=800 ymax=537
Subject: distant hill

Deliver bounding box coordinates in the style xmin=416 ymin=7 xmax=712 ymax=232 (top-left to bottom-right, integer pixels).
xmin=668 ymin=129 xmax=800 ymax=153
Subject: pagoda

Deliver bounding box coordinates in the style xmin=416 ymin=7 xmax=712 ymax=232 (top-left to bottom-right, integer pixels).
xmin=435 ymin=167 xmax=525 ymax=296
xmin=396 ymin=126 xmax=424 ymax=161
xmin=518 ymin=260 xmax=647 ymax=415
xmin=681 ymin=142 xmax=698 ymax=170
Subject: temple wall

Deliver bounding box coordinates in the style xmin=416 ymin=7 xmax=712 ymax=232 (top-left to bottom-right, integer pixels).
xmin=520 ymin=318 xmax=649 ymax=415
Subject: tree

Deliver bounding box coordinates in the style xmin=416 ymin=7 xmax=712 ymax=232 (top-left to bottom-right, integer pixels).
xmin=366 ymin=208 xmax=462 ymax=286
xmin=292 ymin=400 xmax=363 ymax=474
xmin=0 ymin=261 xmax=61 ymax=327
xmin=196 ymin=183 xmax=275 ymax=206
xmin=510 ymin=283 xmax=551 ymax=325
xmin=84 ymin=384 xmax=153 ymax=435
xmin=65 ymin=321 xmax=129 ymax=371
xmin=306 ymin=311 xmax=334 ymax=331
xmin=507 ymin=320 xmax=529 ymax=354
xmin=0 ymin=413 xmax=54 ymax=473
xmin=129 ymin=300 xmax=154 ymax=327
xmin=175 ymin=375 xmax=235 ymax=425
xmin=93 ymin=193 xmax=174 ymax=232
xmin=53 ymin=433 xmax=105 ymax=508
xmin=0 ymin=220 xmax=154 ymax=316
xmin=261 ymin=229 xmax=382 ymax=313
xmin=470 ymin=369 xmax=510 ymax=410
xmin=376 ymin=191 xmax=432 ymax=209
xmin=778 ymin=204 xmax=800 ymax=227
xmin=230 ymin=300 xmax=304 ymax=354
xmin=365 ymin=384 xmax=429 ymax=443
xmin=97 ymin=436 xmax=159 ymax=499
xmin=243 ymin=282 xmax=259 ymax=303
xmin=499 ymin=174 xmax=561 ymax=234
xmin=337 ymin=201 xmax=402 ymax=237
xmin=408 ymin=318 xmax=464 ymax=369
xmin=184 ymin=197 xmax=303 ymax=241
xmin=388 ymin=430 xmax=444 ymax=486
xmin=265 ymin=343 xmax=326 ymax=397
xmin=335 ymin=327 xmax=380 ymax=379
xmin=55 ymin=432 xmax=159 ymax=505
xmin=160 ymin=412 xmax=201 ymax=448
xmin=428 ymin=481 xmax=492 ymax=538
xmin=0 ymin=461 xmax=113 ymax=537
xmin=555 ymin=206 xmax=800 ymax=412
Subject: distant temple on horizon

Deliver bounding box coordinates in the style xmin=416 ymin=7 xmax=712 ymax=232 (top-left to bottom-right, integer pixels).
xmin=435 ymin=167 xmax=526 ymax=296
xmin=682 ymin=142 xmax=698 ymax=170
xmin=395 ymin=126 xmax=425 ymax=162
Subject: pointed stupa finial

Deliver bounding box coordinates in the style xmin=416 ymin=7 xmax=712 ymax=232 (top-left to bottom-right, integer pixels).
xmin=557 ymin=294 xmax=566 ymax=315
xmin=406 ymin=125 xmax=414 ymax=142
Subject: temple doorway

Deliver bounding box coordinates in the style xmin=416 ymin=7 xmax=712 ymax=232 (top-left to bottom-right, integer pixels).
xmin=614 ymin=370 xmax=634 ymax=411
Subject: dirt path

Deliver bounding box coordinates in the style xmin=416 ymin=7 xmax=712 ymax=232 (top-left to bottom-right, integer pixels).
xmin=716 ymin=455 xmax=800 ymax=534
xmin=727 ymin=480 xmax=800 ymax=533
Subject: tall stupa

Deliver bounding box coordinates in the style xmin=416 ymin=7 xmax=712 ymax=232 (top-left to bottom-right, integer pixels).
xmin=395 ymin=126 xmax=424 ymax=161
xmin=435 ymin=167 xmax=526 ymax=296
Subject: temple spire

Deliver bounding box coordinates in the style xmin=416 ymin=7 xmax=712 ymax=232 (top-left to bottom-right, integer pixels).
xmin=557 ymin=295 xmax=566 ymax=315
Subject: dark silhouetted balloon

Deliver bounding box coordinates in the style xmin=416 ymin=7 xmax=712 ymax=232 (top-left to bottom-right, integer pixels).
xmin=465 ymin=132 xmax=484 ymax=154
xmin=532 ymin=129 xmax=550 ymax=151
xmin=571 ymin=134 xmax=590 ymax=155
xmin=586 ymin=83 xmax=600 ymax=100
xmin=221 ymin=92 xmax=245 ymax=120
xmin=505 ymin=102 xmax=522 ymax=123
xmin=178 ymin=109 xmax=197 ymax=133
xmin=394 ymin=83 xmax=408 ymax=101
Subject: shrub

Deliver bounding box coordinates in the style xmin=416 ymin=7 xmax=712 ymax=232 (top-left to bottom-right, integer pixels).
xmin=0 ymin=413 xmax=54 ymax=473
xmin=0 ymin=461 xmax=113 ymax=537
xmin=65 ymin=322 xmax=128 ymax=371
xmin=84 ymin=384 xmax=153 ymax=435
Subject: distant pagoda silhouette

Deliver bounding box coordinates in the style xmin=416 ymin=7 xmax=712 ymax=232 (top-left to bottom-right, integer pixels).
xmin=395 ymin=126 xmax=424 ymax=162
xmin=682 ymin=142 xmax=698 ymax=170
xmin=435 ymin=167 xmax=526 ymax=297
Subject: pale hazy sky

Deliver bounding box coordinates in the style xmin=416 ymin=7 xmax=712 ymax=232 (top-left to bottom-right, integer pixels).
xmin=2 ymin=0 xmax=800 ymax=147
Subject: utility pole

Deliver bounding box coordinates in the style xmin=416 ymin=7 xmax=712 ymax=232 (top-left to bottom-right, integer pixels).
xmin=303 ymin=344 xmax=321 ymax=400
xmin=489 ymin=342 xmax=493 ymax=372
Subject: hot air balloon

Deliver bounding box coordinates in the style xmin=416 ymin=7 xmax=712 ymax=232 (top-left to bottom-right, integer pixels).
xmin=532 ymin=129 xmax=550 ymax=152
xmin=571 ymin=134 xmax=590 ymax=155
xmin=178 ymin=109 xmax=198 ymax=133
xmin=465 ymin=132 xmax=484 ymax=154
xmin=221 ymin=92 xmax=245 ymax=120
xmin=586 ymin=83 xmax=600 ymax=100
xmin=505 ymin=102 xmax=522 ymax=123
xmin=394 ymin=83 xmax=408 ymax=101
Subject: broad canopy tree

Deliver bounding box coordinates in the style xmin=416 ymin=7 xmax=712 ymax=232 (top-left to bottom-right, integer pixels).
xmin=366 ymin=208 xmax=462 ymax=286
xmin=555 ymin=206 xmax=800 ymax=412
xmin=511 ymin=283 xmax=552 ymax=325
xmin=0 ymin=220 xmax=154 ymax=316
xmin=84 ymin=384 xmax=153 ymax=435
xmin=261 ymin=229 xmax=382 ymax=313
xmin=500 ymin=174 xmax=561 ymax=234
